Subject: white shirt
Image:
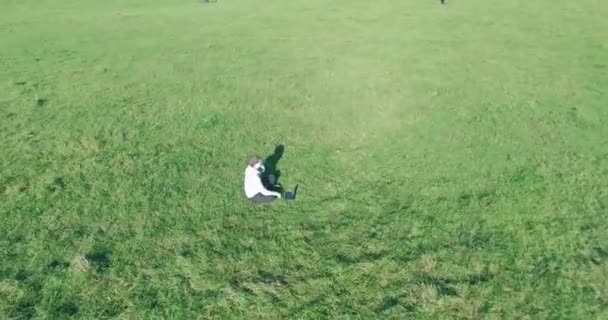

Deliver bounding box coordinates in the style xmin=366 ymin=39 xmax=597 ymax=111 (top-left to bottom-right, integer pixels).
xmin=244 ymin=165 xmax=275 ymax=198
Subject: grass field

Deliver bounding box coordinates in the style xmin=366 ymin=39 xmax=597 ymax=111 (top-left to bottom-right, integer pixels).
xmin=1 ymin=0 xmax=608 ymax=318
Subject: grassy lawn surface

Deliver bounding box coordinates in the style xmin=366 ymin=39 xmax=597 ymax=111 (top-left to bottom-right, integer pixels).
xmin=1 ymin=0 xmax=607 ymax=318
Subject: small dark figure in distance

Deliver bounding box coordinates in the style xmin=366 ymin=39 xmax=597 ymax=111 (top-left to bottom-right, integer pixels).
xmin=244 ymin=155 xmax=281 ymax=204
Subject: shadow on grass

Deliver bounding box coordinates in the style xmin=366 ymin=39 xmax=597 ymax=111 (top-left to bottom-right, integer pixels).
xmin=263 ymin=144 xmax=285 ymax=193
xmin=85 ymin=247 xmax=111 ymax=272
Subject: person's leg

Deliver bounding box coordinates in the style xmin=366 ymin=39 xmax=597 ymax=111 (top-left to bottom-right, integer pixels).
xmin=268 ymin=174 xmax=276 ymax=185
xmin=249 ymin=193 xmax=278 ymax=204
xmin=261 ymin=174 xmax=276 ymax=186
xmin=262 ymin=174 xmax=283 ymax=193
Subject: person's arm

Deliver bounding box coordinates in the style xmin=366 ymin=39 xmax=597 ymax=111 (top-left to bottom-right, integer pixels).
xmin=259 ymin=186 xmax=281 ymax=198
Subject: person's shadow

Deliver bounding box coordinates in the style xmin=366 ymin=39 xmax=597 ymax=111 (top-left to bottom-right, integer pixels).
xmin=262 ymin=145 xmax=285 ymax=193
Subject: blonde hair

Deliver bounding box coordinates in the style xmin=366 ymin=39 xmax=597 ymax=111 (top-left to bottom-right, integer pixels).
xmin=248 ymin=155 xmax=262 ymax=167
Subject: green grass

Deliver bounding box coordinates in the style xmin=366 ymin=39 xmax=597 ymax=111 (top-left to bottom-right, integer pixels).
xmin=1 ymin=0 xmax=607 ymax=318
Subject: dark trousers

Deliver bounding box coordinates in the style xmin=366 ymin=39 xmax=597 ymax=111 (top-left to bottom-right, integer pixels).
xmin=249 ymin=193 xmax=278 ymax=204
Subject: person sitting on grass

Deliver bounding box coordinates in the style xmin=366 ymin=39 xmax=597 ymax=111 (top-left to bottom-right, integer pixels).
xmin=244 ymin=155 xmax=282 ymax=204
